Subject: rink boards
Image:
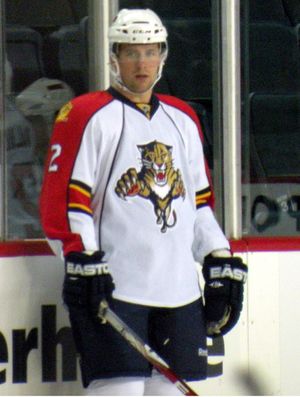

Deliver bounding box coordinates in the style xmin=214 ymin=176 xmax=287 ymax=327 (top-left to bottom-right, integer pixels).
xmin=0 ymin=239 xmax=300 ymax=395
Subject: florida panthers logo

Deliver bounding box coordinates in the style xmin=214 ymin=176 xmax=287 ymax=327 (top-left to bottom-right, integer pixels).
xmin=115 ymin=141 xmax=186 ymax=233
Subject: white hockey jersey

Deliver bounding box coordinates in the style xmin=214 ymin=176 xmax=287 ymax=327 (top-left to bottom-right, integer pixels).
xmin=40 ymin=88 xmax=230 ymax=307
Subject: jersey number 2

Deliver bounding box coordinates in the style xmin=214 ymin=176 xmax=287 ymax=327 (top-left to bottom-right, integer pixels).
xmin=49 ymin=144 xmax=62 ymax=172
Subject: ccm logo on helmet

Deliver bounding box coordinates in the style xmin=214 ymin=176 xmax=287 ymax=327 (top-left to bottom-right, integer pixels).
xmin=209 ymin=264 xmax=247 ymax=283
xmin=66 ymin=263 xmax=109 ymax=276
xmin=132 ymin=29 xmax=152 ymax=34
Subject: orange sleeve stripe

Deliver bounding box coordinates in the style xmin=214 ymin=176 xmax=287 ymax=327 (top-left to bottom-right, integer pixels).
xmin=195 ymin=188 xmax=212 ymax=209
xmin=69 ymin=183 xmax=91 ymax=198
xmin=196 ymin=192 xmax=211 ymax=202
xmin=68 ymin=203 xmax=93 ymax=215
xmin=68 ymin=188 xmax=91 ymax=206
xmin=68 ymin=180 xmax=92 ymax=215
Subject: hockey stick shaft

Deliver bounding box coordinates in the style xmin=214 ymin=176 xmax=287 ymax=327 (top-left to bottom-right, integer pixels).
xmin=98 ymin=300 xmax=198 ymax=396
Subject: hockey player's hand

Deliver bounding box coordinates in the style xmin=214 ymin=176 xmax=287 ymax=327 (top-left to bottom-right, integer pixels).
xmin=202 ymin=253 xmax=247 ymax=337
xmin=63 ymin=251 xmax=115 ymax=316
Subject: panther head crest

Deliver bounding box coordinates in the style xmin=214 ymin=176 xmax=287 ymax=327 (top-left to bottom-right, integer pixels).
xmin=115 ymin=141 xmax=185 ymax=232
xmin=138 ymin=141 xmax=173 ymax=188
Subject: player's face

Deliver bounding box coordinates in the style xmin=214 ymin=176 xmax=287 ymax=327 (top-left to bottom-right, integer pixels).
xmin=116 ymin=43 xmax=161 ymax=96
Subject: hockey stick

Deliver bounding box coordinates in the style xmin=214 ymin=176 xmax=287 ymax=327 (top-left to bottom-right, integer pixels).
xmin=98 ymin=300 xmax=198 ymax=396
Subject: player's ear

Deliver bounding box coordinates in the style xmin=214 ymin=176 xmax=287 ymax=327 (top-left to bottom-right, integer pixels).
xmin=110 ymin=55 xmax=118 ymax=73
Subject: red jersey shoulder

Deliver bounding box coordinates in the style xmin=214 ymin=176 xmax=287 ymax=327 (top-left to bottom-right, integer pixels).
xmin=156 ymin=93 xmax=204 ymax=141
xmin=156 ymin=93 xmax=199 ymax=124
xmin=55 ymin=90 xmax=114 ymax=124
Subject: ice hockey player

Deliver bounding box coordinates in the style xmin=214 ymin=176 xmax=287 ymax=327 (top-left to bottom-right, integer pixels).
xmin=40 ymin=8 xmax=247 ymax=396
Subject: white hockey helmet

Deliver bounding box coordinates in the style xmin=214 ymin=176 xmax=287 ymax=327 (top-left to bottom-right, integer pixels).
xmin=108 ymin=9 xmax=168 ymax=92
xmin=16 ymin=77 xmax=74 ymax=118
xmin=109 ymin=8 xmax=167 ymax=45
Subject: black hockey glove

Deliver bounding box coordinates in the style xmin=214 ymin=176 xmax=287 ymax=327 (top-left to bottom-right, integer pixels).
xmin=202 ymin=255 xmax=247 ymax=337
xmin=63 ymin=251 xmax=115 ymax=316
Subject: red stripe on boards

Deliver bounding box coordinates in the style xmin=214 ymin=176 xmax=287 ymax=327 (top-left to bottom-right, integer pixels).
xmin=1 ymin=237 xmax=300 ymax=257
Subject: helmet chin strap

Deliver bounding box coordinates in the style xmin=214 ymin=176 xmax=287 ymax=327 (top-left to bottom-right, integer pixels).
xmin=109 ymin=53 xmax=166 ymax=97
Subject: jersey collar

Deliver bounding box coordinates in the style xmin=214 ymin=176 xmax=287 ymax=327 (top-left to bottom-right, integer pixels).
xmin=107 ymin=87 xmax=160 ymax=119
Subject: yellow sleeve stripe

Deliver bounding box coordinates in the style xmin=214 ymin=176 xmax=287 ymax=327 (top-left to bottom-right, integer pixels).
xmin=69 ymin=183 xmax=91 ymax=198
xmin=196 ymin=192 xmax=211 ymax=203
xmin=196 ymin=199 xmax=207 ymax=206
xmin=195 ymin=188 xmax=212 ymax=209
xmin=68 ymin=203 xmax=93 ymax=215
